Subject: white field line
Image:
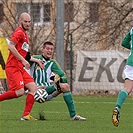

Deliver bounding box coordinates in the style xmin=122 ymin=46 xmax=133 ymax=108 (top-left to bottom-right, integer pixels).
xmin=41 ymin=100 xmax=133 ymax=114
xmin=51 ymin=100 xmax=132 ymax=105
xmin=0 ymin=101 xmax=132 ymax=113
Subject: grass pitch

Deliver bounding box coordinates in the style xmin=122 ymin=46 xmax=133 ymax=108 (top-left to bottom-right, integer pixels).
xmin=0 ymin=94 xmax=132 ymax=133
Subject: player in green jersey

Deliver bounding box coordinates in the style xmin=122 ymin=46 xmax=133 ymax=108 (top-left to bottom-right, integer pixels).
xmin=30 ymin=41 xmax=86 ymax=121
xmin=112 ymin=28 xmax=133 ymax=127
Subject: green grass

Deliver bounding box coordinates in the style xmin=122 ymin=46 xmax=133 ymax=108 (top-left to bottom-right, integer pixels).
xmin=0 ymin=94 xmax=132 ymax=133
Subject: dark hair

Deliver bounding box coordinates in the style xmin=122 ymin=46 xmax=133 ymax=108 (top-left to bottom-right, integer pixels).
xmin=43 ymin=41 xmax=54 ymax=48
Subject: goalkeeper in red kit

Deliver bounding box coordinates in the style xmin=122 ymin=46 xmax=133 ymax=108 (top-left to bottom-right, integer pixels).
xmin=0 ymin=12 xmax=44 ymax=120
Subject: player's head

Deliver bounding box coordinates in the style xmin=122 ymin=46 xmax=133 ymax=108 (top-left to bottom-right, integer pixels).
xmin=19 ymin=12 xmax=31 ymax=31
xmin=42 ymin=41 xmax=54 ymax=59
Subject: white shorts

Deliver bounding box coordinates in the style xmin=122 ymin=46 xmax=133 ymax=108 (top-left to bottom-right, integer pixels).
xmin=123 ymin=65 xmax=133 ymax=80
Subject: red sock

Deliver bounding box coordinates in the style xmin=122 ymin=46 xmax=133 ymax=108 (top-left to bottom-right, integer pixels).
xmin=0 ymin=91 xmax=18 ymax=101
xmin=22 ymin=93 xmax=34 ymax=116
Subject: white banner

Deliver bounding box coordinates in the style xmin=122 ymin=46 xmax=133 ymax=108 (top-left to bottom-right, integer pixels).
xmin=74 ymin=50 xmax=129 ymax=93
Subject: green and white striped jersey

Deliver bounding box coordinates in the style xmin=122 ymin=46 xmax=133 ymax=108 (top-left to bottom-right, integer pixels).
xmin=122 ymin=27 xmax=133 ymax=66
xmin=30 ymin=55 xmax=68 ymax=87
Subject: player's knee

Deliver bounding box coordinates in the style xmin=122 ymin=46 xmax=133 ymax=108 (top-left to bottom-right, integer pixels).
xmin=16 ymin=88 xmax=25 ymax=97
xmin=61 ymin=83 xmax=70 ymax=92
xmin=28 ymin=87 xmax=37 ymax=94
xmin=25 ymin=82 xmax=38 ymax=93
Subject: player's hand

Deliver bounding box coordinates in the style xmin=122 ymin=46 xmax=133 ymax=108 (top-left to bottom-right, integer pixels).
xmin=37 ymin=60 xmax=45 ymax=70
xmin=22 ymin=59 xmax=30 ymax=69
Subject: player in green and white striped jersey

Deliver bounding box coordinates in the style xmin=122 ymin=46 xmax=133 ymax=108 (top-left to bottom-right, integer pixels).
xmin=112 ymin=27 xmax=133 ymax=126
xmin=30 ymin=41 xmax=86 ymax=121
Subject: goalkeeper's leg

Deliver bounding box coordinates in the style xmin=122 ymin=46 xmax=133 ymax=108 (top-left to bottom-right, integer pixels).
xmin=46 ymin=91 xmax=60 ymax=101
xmin=45 ymin=85 xmax=61 ymax=101
xmin=61 ymin=83 xmax=86 ymax=120
xmin=60 ymin=83 xmax=76 ymax=117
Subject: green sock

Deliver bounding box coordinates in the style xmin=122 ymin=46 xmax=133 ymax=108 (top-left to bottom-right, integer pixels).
xmin=116 ymin=90 xmax=128 ymax=112
xmin=63 ymin=91 xmax=76 ymax=118
xmin=45 ymin=85 xmax=56 ymax=94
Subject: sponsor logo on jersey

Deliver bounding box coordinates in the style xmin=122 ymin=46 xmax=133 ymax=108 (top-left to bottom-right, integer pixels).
xmin=22 ymin=42 xmax=29 ymax=52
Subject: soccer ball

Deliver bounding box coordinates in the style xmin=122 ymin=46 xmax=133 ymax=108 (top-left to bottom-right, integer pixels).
xmin=34 ymin=89 xmax=48 ymax=103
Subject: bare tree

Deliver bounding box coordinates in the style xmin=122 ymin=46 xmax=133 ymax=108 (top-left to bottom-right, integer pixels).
xmin=1 ymin=0 xmax=133 ymax=71
xmin=0 ymin=0 xmax=56 ymax=55
xmin=61 ymin=0 xmax=133 ymax=73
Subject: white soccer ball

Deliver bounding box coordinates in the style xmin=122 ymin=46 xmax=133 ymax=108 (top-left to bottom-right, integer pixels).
xmin=34 ymin=89 xmax=48 ymax=103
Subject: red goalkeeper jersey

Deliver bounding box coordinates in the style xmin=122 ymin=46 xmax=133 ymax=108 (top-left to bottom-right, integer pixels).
xmin=6 ymin=26 xmax=29 ymax=68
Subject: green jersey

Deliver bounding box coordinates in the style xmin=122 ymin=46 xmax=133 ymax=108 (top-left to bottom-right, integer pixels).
xmin=122 ymin=28 xmax=133 ymax=66
xmin=30 ymin=55 xmax=68 ymax=87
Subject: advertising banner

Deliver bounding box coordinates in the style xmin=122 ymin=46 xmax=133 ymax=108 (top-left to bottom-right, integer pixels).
xmin=74 ymin=50 xmax=129 ymax=93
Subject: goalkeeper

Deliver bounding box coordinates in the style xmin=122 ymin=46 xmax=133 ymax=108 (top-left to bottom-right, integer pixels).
xmin=29 ymin=41 xmax=86 ymax=121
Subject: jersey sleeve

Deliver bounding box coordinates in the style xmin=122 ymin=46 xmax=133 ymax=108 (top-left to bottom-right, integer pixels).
xmin=121 ymin=31 xmax=131 ymax=49
xmin=29 ymin=55 xmax=41 ymax=66
xmin=25 ymin=52 xmax=31 ymax=61
xmin=11 ymin=30 xmax=24 ymax=45
xmin=51 ymin=59 xmax=68 ymax=83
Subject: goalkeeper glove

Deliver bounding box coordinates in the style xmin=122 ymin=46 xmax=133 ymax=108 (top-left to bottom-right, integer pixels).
xmin=50 ymin=74 xmax=62 ymax=92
